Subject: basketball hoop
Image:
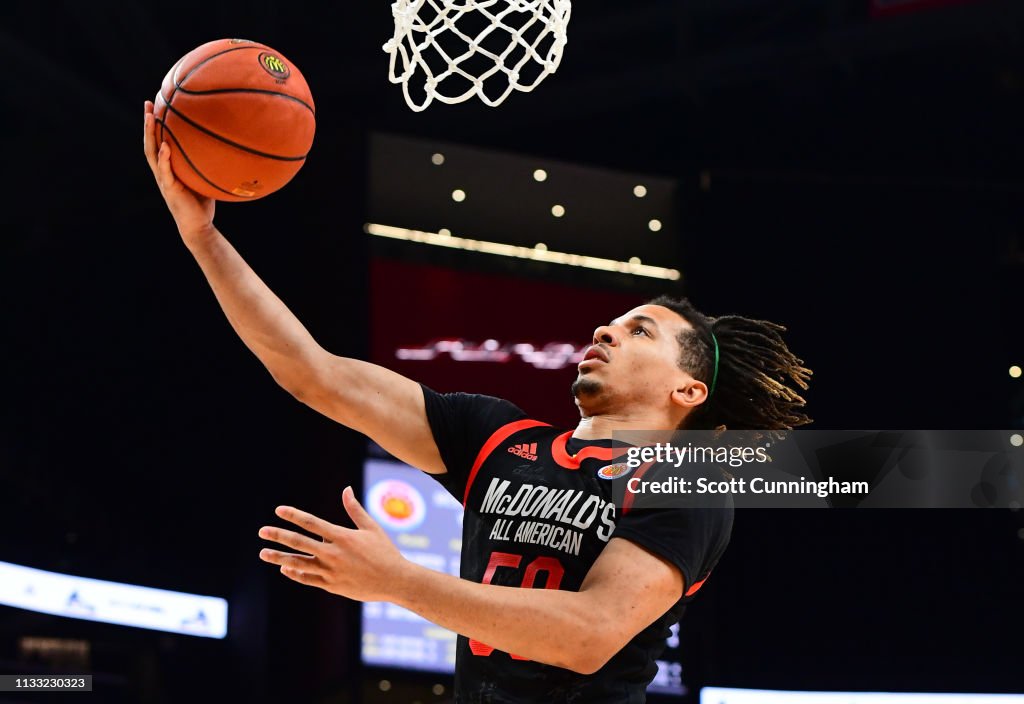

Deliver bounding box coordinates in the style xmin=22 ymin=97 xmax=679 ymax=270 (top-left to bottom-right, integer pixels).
xmin=383 ymin=0 xmax=572 ymax=112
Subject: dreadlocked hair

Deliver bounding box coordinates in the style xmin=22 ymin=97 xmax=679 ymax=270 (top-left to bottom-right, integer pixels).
xmin=646 ymin=295 xmax=813 ymax=431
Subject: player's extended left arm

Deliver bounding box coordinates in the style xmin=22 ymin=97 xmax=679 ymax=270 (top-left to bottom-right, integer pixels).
xmin=257 ymin=487 xmax=684 ymax=675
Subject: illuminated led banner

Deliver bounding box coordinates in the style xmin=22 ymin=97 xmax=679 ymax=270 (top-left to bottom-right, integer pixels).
xmin=702 ymin=688 xmax=1024 ymax=703
xmin=0 ymin=561 xmax=228 ymax=639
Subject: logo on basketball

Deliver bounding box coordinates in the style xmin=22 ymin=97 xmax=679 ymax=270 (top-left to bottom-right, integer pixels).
xmin=231 ymin=180 xmax=263 ymax=198
xmin=367 ymin=480 xmax=426 ymax=531
xmin=597 ymin=463 xmax=633 ymax=480
xmin=258 ymin=52 xmax=290 ymax=79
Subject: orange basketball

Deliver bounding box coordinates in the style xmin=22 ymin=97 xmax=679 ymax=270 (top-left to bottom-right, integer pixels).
xmin=153 ymin=39 xmax=315 ymax=202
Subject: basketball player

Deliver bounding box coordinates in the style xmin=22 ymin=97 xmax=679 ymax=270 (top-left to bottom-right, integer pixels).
xmin=144 ymin=101 xmax=812 ymax=702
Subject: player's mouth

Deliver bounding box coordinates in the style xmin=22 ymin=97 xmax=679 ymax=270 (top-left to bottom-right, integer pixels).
xmin=579 ymin=345 xmax=610 ymax=369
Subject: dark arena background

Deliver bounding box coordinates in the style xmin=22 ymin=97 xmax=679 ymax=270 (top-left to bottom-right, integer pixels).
xmin=2 ymin=1 xmax=1024 ymax=702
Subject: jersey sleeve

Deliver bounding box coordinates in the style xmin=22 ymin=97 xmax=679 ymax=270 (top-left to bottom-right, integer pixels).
xmin=419 ymin=383 xmax=529 ymax=500
xmin=611 ymin=463 xmax=735 ymax=600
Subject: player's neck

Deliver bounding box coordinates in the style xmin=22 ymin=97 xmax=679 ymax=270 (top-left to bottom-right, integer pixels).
xmin=572 ymin=412 xmax=677 ymax=441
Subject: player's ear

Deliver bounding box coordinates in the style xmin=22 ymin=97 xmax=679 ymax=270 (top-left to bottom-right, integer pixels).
xmin=670 ymin=379 xmax=709 ymax=410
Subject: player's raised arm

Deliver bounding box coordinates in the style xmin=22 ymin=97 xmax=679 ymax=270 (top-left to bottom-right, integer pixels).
xmin=143 ymin=101 xmax=446 ymax=474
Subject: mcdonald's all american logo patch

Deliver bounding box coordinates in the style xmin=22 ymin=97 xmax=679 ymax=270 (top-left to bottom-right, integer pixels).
xmin=366 ymin=479 xmax=426 ymax=531
xmin=597 ymin=462 xmax=634 ymax=480
xmin=508 ymin=442 xmax=538 ymax=461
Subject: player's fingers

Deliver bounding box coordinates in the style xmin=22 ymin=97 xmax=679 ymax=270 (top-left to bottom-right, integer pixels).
xmin=143 ymin=102 xmax=158 ymax=174
xmin=274 ymin=505 xmax=341 ymax=542
xmin=258 ymin=548 xmax=326 ymax=575
xmin=342 ymin=486 xmax=377 ymax=532
xmin=156 ymin=141 xmax=176 ymax=187
xmin=258 ymin=525 xmax=325 ymax=557
xmin=279 ymin=565 xmax=327 ymax=588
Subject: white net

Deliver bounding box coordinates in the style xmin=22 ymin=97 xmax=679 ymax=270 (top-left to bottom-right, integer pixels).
xmin=383 ymin=0 xmax=572 ymax=112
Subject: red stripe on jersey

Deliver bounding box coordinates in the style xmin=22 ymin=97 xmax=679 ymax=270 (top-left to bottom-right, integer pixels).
xmin=550 ymin=431 xmax=632 ymax=469
xmin=463 ymin=419 xmax=551 ymax=506
xmin=685 ymin=574 xmax=710 ymax=596
xmin=621 ymin=460 xmax=657 ymax=514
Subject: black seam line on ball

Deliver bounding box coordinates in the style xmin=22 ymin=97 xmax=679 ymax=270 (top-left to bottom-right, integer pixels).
xmin=174 ymin=86 xmax=315 ymax=116
xmin=163 ymin=46 xmax=261 ymax=135
xmin=160 ymin=100 xmax=308 ymax=162
xmin=156 ymin=118 xmax=250 ymax=199
xmin=164 ymin=57 xmax=186 ymax=127
xmin=175 ymin=45 xmax=265 ymax=90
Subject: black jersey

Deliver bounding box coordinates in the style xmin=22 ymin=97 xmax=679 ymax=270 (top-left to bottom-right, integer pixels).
xmin=421 ymin=385 xmax=734 ymax=704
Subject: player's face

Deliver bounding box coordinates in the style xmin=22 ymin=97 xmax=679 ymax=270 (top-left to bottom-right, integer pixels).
xmin=573 ymin=304 xmax=706 ymax=417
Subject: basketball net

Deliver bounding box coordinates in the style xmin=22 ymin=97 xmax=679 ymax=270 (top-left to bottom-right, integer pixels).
xmin=383 ymin=0 xmax=572 ymax=112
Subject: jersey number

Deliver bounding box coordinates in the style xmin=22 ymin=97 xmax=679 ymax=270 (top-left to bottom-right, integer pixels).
xmin=468 ymin=551 xmax=565 ymax=661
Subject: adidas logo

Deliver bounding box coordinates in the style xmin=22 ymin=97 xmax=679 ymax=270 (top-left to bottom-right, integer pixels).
xmin=507 ymin=443 xmax=538 ymax=461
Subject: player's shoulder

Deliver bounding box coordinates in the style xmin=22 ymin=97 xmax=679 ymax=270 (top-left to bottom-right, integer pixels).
xmin=420 ymin=383 xmax=533 ymax=424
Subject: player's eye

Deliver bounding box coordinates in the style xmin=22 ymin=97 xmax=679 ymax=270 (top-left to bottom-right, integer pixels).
xmin=632 ymin=326 xmax=649 ymax=337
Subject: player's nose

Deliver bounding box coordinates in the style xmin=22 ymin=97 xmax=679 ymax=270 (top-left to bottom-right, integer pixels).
xmin=592 ymin=325 xmax=617 ymax=346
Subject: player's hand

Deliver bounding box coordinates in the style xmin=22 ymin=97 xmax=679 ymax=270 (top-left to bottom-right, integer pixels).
xmin=258 ymin=486 xmax=410 ymax=602
xmin=143 ymin=100 xmax=216 ymax=246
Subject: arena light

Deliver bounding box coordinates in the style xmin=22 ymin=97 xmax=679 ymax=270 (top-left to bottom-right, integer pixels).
xmin=1011 ymin=365 xmax=1022 ymax=378
xmin=0 ymin=561 xmax=227 ymax=639
xmin=365 ymin=223 xmax=682 ymax=281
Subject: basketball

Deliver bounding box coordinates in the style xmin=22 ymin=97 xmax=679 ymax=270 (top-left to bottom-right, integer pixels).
xmin=153 ymin=38 xmax=315 ymax=202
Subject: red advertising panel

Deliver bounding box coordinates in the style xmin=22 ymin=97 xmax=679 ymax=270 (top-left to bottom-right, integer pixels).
xmin=370 ymin=257 xmax=649 ymax=429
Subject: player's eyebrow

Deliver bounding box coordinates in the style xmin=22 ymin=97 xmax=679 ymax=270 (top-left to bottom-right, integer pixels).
xmin=613 ymin=314 xmax=660 ymax=331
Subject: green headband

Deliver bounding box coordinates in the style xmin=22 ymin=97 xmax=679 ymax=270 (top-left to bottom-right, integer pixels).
xmin=709 ymin=331 xmax=720 ymax=397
